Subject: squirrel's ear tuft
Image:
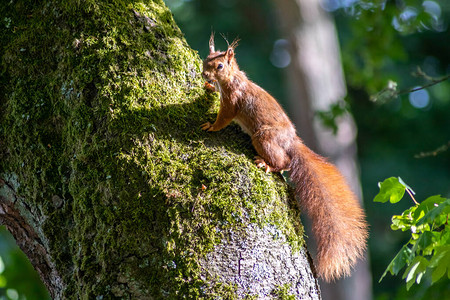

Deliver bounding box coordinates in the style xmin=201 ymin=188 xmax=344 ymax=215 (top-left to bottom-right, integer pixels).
xmin=230 ymin=38 xmax=240 ymax=50
xmin=226 ymin=48 xmax=234 ymax=63
xmin=209 ymin=32 xmax=215 ymax=53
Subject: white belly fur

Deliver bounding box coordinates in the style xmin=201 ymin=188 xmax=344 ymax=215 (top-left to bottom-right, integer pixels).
xmin=233 ymin=118 xmax=252 ymax=136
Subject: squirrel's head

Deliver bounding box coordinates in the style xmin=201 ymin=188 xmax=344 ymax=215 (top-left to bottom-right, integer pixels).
xmin=202 ymin=33 xmax=239 ymax=85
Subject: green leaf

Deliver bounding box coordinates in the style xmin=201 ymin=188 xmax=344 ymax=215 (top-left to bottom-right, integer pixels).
xmin=429 ymin=245 xmax=450 ymax=268
xmin=374 ymin=177 xmax=406 ymax=203
xmin=417 ymin=199 xmax=450 ymax=226
xmin=426 ymin=231 xmax=442 ymax=255
xmin=398 ymin=177 xmax=415 ymax=195
xmin=414 ymin=195 xmax=447 ymax=220
xmin=402 ymin=256 xmax=429 ymax=290
xmin=0 ymin=275 xmax=6 ymax=288
xmin=391 ymin=206 xmax=416 ymax=231
xmin=316 ymin=101 xmax=348 ymax=135
xmin=432 ymin=262 xmax=447 ymax=284
xmin=429 ymin=245 xmax=450 ymax=284
xmin=440 ymin=228 xmax=450 ymax=245
xmin=379 ymin=245 xmax=412 ymax=282
xmin=410 ymin=231 xmax=435 ymax=255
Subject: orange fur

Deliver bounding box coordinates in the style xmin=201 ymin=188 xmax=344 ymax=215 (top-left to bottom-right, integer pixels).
xmin=201 ymin=35 xmax=368 ymax=281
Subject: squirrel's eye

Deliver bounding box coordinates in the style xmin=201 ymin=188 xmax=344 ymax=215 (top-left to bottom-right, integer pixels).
xmin=217 ymin=63 xmax=224 ymax=70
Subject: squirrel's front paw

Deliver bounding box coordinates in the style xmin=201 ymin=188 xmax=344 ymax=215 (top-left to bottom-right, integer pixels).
xmin=204 ymin=81 xmax=216 ymax=92
xmin=201 ymin=122 xmax=214 ymax=131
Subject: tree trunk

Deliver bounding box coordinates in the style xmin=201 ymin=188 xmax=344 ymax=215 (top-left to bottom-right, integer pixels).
xmin=272 ymin=0 xmax=372 ymax=299
xmin=0 ymin=1 xmax=320 ymax=298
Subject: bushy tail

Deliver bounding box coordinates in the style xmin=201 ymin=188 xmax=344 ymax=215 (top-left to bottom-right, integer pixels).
xmin=289 ymin=140 xmax=368 ymax=282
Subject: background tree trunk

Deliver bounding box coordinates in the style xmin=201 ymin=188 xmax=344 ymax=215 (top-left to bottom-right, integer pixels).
xmin=0 ymin=1 xmax=320 ymax=298
xmin=272 ymin=0 xmax=372 ymax=299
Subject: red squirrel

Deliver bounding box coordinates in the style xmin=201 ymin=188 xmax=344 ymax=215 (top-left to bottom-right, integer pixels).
xmin=201 ymin=34 xmax=368 ymax=282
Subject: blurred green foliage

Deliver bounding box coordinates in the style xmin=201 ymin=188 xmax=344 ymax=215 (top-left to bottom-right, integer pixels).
xmin=327 ymin=0 xmax=449 ymax=94
xmin=0 ymin=227 xmax=50 ymax=300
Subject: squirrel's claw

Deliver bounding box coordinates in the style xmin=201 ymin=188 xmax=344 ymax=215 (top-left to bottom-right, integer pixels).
xmin=204 ymin=81 xmax=216 ymax=92
xmin=201 ymin=122 xmax=213 ymax=131
xmin=254 ymin=156 xmax=272 ymax=173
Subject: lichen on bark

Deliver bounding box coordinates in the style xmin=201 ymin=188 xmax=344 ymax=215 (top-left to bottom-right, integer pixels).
xmin=0 ymin=1 xmax=314 ymax=298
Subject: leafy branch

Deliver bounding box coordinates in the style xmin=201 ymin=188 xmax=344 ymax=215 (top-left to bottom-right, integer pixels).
xmin=399 ymin=69 xmax=450 ymax=95
xmin=315 ymin=101 xmax=349 ymax=135
xmin=370 ymin=69 xmax=450 ymax=103
xmin=375 ymin=177 xmax=450 ymax=290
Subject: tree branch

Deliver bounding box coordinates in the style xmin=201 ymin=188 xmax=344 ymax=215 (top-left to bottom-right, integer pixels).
xmin=398 ymin=69 xmax=450 ymax=96
xmin=0 ymin=177 xmax=64 ymax=299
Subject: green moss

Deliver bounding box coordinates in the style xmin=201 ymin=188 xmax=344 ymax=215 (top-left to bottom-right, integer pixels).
xmin=0 ymin=0 xmax=304 ymax=298
xmin=271 ymin=284 xmax=296 ymax=300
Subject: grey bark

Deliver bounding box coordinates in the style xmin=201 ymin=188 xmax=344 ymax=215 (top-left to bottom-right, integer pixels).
xmin=202 ymin=224 xmax=320 ymax=299
xmin=0 ymin=176 xmax=64 ymax=297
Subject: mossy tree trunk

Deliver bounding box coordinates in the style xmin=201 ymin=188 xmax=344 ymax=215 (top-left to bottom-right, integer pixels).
xmin=0 ymin=1 xmax=320 ymax=298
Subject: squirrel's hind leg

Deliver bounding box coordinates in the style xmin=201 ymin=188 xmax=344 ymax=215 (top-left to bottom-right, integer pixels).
xmin=252 ymin=132 xmax=291 ymax=173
